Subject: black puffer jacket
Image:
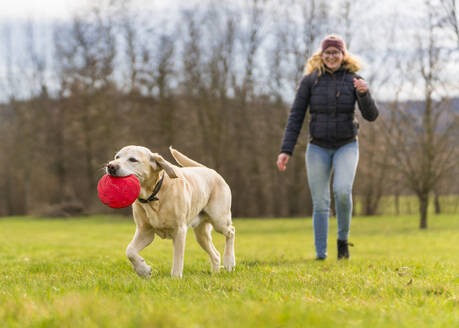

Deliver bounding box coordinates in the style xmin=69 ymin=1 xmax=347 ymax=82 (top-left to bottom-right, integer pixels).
xmin=280 ymin=67 xmax=379 ymax=154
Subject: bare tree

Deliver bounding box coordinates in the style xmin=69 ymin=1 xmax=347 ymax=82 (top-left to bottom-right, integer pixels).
xmin=54 ymin=8 xmax=117 ymax=205
xmin=440 ymin=0 xmax=459 ymax=46
xmin=382 ymin=3 xmax=459 ymax=228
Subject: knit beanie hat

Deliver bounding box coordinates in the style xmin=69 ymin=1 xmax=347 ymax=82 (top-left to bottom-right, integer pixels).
xmin=321 ymin=37 xmax=345 ymax=53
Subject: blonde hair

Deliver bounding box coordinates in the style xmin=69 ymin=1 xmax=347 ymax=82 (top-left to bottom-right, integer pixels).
xmin=304 ymin=35 xmax=362 ymax=75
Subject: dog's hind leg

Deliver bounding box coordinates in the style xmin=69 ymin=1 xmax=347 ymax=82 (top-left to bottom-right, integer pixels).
xmin=126 ymin=227 xmax=155 ymax=278
xmin=193 ymin=220 xmax=221 ymax=272
xmin=211 ymin=213 xmax=236 ymax=272
xmin=171 ymin=225 xmax=187 ymax=278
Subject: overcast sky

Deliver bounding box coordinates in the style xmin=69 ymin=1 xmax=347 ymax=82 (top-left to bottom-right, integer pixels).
xmin=0 ymin=0 xmax=184 ymax=21
xmin=0 ymin=0 xmax=421 ymax=22
xmin=0 ymin=0 xmax=82 ymax=21
xmin=0 ymin=0 xmax=455 ymax=102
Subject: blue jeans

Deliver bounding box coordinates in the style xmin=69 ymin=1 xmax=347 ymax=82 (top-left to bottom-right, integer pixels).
xmin=306 ymin=141 xmax=359 ymax=259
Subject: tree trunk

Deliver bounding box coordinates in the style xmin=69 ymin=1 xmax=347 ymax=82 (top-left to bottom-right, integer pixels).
xmin=395 ymin=192 xmax=400 ymax=216
xmin=82 ymin=112 xmax=95 ymax=204
xmin=55 ymin=105 xmax=67 ymax=204
xmin=434 ymin=192 xmax=441 ymax=214
xmin=352 ymin=195 xmax=356 ymax=216
xmin=288 ymin=154 xmax=306 ymax=216
xmin=363 ymin=191 xmax=378 ymax=216
xmin=4 ymin=164 xmax=14 ymax=216
xmin=23 ymin=171 xmax=29 ymax=214
xmin=160 ymin=98 xmax=175 ymax=148
xmin=419 ymin=192 xmax=429 ymax=229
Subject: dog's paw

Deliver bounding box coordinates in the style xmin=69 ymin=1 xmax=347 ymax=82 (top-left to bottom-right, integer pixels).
xmin=211 ymin=256 xmax=221 ymax=273
xmin=170 ymin=270 xmax=183 ymax=279
xmin=223 ymin=255 xmax=235 ymax=272
xmin=134 ymin=263 xmax=152 ymax=278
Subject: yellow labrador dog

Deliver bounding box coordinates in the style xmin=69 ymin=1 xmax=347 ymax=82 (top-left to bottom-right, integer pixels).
xmin=106 ymin=146 xmax=235 ymax=278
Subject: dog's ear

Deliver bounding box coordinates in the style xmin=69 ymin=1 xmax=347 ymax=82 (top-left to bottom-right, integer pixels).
xmin=150 ymin=153 xmax=178 ymax=179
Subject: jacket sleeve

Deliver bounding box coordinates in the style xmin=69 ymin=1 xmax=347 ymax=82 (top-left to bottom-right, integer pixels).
xmin=280 ymin=75 xmax=312 ymax=155
xmin=355 ymin=77 xmax=379 ymax=121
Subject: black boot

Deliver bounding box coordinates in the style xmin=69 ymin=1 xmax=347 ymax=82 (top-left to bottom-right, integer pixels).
xmin=337 ymin=240 xmax=353 ymax=260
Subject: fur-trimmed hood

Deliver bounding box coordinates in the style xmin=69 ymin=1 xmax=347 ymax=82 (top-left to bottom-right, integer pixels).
xmin=305 ymin=52 xmax=362 ymax=75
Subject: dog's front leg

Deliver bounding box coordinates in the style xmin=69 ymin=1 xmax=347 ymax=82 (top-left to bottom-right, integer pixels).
xmin=126 ymin=228 xmax=155 ymax=278
xmin=171 ymin=225 xmax=187 ymax=278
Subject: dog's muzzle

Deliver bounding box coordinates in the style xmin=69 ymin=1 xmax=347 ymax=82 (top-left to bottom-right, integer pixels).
xmin=107 ymin=163 xmax=119 ymax=176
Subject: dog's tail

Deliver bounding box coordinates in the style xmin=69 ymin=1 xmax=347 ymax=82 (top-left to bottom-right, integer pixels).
xmin=169 ymin=146 xmax=206 ymax=168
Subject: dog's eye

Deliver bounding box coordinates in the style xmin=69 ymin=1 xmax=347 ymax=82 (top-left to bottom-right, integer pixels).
xmin=129 ymin=158 xmax=138 ymax=163
xmin=115 ymin=155 xmax=120 ymax=159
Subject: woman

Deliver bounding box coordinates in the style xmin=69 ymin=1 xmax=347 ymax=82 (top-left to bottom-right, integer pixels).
xmin=277 ymin=35 xmax=379 ymax=260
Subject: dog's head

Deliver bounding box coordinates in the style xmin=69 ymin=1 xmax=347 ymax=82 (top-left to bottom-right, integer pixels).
xmin=106 ymin=146 xmax=178 ymax=182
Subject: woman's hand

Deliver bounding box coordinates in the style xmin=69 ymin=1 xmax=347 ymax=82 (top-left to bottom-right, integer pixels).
xmin=277 ymin=153 xmax=290 ymax=171
xmin=353 ymin=78 xmax=368 ymax=94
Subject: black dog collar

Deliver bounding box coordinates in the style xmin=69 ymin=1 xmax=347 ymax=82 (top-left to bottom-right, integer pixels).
xmin=138 ymin=173 xmax=165 ymax=203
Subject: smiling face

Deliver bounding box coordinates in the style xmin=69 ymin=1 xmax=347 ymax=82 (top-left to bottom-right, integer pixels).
xmin=321 ymin=46 xmax=344 ymax=71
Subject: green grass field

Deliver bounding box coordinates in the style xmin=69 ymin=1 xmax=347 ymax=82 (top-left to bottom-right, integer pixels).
xmin=0 ymin=215 xmax=457 ymax=328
